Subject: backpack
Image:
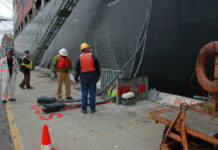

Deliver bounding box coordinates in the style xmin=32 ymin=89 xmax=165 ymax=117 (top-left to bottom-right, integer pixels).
xmin=19 ymin=65 xmax=28 ymax=73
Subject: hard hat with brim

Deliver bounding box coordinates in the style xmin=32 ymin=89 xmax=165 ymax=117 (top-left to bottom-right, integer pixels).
xmin=7 ymin=48 xmax=14 ymax=51
xmin=59 ymin=48 xmax=68 ymax=56
xmin=80 ymin=43 xmax=90 ymax=50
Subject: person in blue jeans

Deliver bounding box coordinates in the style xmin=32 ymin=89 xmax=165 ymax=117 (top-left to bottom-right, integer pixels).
xmin=74 ymin=43 xmax=100 ymax=114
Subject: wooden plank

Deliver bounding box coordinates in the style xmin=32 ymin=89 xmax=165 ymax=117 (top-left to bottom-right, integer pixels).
xmin=168 ymin=133 xmax=181 ymax=142
xmin=156 ymin=109 xmax=218 ymax=137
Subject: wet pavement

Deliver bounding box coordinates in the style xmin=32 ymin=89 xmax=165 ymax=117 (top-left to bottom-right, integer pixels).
xmin=0 ymin=100 xmax=13 ymax=150
xmin=2 ymin=70 xmax=166 ymax=150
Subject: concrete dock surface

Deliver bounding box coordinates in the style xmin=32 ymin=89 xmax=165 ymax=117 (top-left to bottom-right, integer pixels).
xmin=4 ymin=71 xmax=166 ymax=150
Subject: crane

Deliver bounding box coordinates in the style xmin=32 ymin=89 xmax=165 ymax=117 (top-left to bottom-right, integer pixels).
xmin=0 ymin=17 xmax=13 ymax=35
xmin=0 ymin=16 xmax=13 ymax=22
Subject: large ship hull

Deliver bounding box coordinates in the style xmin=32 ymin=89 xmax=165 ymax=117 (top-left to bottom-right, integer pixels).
xmin=14 ymin=0 xmax=218 ymax=99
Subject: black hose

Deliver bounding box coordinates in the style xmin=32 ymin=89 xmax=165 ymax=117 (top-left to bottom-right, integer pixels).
xmin=37 ymin=96 xmax=82 ymax=104
xmin=42 ymin=97 xmax=116 ymax=113
xmin=60 ymin=99 xmax=82 ymax=103
xmin=131 ymin=0 xmax=152 ymax=77
xmin=64 ymin=97 xmax=115 ymax=107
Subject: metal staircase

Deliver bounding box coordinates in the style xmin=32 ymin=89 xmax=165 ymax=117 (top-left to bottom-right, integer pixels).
xmin=31 ymin=0 xmax=79 ymax=64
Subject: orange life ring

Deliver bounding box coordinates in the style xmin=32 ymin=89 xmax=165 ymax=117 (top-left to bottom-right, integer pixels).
xmin=196 ymin=41 xmax=218 ymax=93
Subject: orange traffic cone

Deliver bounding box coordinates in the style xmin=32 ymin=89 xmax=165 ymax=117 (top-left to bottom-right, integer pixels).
xmin=38 ymin=124 xmax=57 ymax=150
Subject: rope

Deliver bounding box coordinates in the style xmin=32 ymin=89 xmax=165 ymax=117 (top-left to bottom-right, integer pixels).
xmin=189 ymin=67 xmax=200 ymax=89
xmin=201 ymin=99 xmax=218 ymax=126
xmin=210 ymin=112 xmax=218 ymax=125
xmin=211 ymin=81 xmax=214 ymax=95
xmin=189 ymin=66 xmax=210 ymax=99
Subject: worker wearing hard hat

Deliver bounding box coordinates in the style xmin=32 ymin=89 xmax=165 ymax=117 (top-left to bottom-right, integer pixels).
xmin=0 ymin=49 xmax=19 ymax=103
xmin=51 ymin=48 xmax=74 ymax=100
xmin=19 ymin=50 xmax=34 ymax=89
xmin=74 ymin=43 xmax=100 ymax=114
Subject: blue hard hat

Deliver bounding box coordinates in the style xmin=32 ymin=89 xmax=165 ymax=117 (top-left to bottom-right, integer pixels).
xmin=7 ymin=48 xmax=14 ymax=51
xmin=24 ymin=50 xmax=29 ymax=54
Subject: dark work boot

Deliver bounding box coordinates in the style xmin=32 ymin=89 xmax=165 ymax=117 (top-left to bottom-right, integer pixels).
xmin=81 ymin=110 xmax=87 ymax=114
xmin=27 ymin=86 xmax=34 ymax=89
xmin=19 ymin=85 xmax=25 ymax=89
xmin=66 ymin=97 xmax=73 ymax=100
xmin=9 ymin=98 xmax=16 ymax=101
xmin=91 ymin=110 xmax=96 ymax=113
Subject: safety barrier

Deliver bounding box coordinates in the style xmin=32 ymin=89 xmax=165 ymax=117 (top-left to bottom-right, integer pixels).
xmin=100 ymin=69 xmax=121 ymax=96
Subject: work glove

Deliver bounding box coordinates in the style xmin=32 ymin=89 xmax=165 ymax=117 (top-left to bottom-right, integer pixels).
xmin=51 ymin=72 xmax=56 ymax=79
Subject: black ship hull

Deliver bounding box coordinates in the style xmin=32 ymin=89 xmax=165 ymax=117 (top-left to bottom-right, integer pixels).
xmin=14 ymin=0 xmax=218 ymax=100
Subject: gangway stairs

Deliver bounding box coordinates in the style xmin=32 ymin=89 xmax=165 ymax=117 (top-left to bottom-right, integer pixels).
xmin=31 ymin=0 xmax=79 ymax=64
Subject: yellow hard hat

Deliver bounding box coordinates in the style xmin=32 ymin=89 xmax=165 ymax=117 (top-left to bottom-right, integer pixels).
xmin=80 ymin=43 xmax=90 ymax=50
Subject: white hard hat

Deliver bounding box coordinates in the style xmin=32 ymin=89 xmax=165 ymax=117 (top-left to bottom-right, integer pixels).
xmin=59 ymin=48 xmax=68 ymax=56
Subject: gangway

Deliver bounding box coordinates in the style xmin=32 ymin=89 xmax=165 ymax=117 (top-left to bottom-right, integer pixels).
xmin=31 ymin=0 xmax=79 ymax=65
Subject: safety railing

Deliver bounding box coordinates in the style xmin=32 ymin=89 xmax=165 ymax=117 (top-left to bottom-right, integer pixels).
xmin=100 ymin=69 xmax=121 ymax=97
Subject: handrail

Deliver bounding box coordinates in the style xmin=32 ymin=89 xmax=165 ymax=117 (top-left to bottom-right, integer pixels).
xmin=30 ymin=0 xmax=79 ymax=65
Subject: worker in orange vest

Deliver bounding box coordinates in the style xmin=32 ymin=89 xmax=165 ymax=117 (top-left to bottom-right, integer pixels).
xmin=74 ymin=43 xmax=100 ymax=114
xmin=51 ymin=48 xmax=74 ymax=100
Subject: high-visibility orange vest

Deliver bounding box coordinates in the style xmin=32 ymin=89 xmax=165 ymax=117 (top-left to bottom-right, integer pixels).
xmin=57 ymin=55 xmax=70 ymax=69
xmin=80 ymin=53 xmax=95 ymax=72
